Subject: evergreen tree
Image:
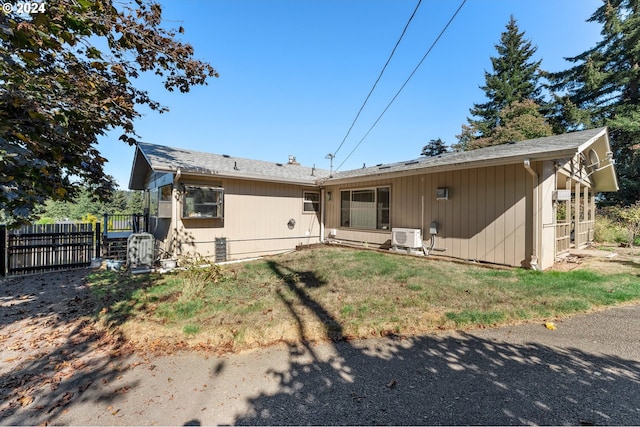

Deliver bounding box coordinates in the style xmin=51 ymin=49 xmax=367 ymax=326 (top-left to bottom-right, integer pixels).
xmin=549 ymin=0 xmax=640 ymax=205
xmin=126 ymin=191 xmax=145 ymax=214
xmin=463 ymin=100 xmax=553 ymax=149
xmin=38 ymin=198 xmax=72 ymax=222
xmin=457 ymin=16 xmax=545 ymax=149
xmin=106 ymin=190 xmax=128 ymax=214
xmin=421 ymin=138 xmax=448 ymax=157
xmin=69 ymin=187 xmax=106 ymax=220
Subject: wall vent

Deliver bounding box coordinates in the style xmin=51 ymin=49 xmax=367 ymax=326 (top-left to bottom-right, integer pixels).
xmin=215 ymin=237 xmax=227 ymax=262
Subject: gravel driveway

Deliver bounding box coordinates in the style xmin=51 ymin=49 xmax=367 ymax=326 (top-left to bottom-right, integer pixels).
xmin=1 ymin=269 xmax=639 ymax=425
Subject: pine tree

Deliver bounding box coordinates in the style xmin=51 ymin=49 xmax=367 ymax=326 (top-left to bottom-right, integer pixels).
xmin=466 ymin=100 xmax=553 ymax=149
xmin=421 ymin=138 xmax=448 ymax=157
xmin=126 ymin=191 xmax=145 ymax=214
xmin=457 ymin=16 xmax=545 ymax=149
xmin=549 ymin=0 xmax=640 ymax=205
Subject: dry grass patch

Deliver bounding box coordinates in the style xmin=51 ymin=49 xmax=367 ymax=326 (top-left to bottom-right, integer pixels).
xmin=86 ymin=246 xmax=640 ymax=353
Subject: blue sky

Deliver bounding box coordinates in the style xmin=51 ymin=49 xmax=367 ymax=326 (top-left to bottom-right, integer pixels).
xmin=98 ymin=0 xmax=603 ymax=188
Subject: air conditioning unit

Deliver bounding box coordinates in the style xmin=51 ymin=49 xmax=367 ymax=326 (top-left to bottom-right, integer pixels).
xmin=391 ymin=228 xmax=423 ymax=249
xmin=127 ymin=232 xmax=155 ymax=268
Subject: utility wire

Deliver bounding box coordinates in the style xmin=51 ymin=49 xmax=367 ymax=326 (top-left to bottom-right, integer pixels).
xmin=332 ymin=0 xmax=422 ymax=159
xmin=335 ymin=0 xmax=467 ymax=172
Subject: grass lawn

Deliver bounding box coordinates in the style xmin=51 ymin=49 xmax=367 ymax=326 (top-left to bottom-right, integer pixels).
xmin=87 ymin=246 xmax=640 ymax=353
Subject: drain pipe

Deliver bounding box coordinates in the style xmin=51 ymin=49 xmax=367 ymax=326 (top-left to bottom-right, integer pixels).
xmin=320 ymin=188 xmax=326 ymax=243
xmin=524 ymin=159 xmax=540 ymax=270
xmin=172 ymin=168 xmax=182 ymax=257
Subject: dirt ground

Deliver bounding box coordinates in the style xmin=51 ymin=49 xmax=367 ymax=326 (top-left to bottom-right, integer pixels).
xmin=1 ymin=244 xmax=638 ymax=421
xmin=0 ymin=270 xmax=139 ymax=420
xmin=550 ymin=243 xmax=640 ymax=273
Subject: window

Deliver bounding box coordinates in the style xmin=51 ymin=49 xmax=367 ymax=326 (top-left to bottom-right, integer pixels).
xmin=157 ymin=184 xmax=172 ymax=218
xmin=148 ymin=189 xmax=158 ymax=216
xmin=340 ymin=187 xmax=390 ymax=230
xmin=182 ymin=186 xmax=224 ymax=219
xmin=160 ymin=184 xmax=172 ymax=201
xmin=147 ymin=184 xmax=172 ymax=218
xmin=144 ymin=188 xmax=158 ymax=216
xmin=303 ymin=191 xmax=320 ymax=213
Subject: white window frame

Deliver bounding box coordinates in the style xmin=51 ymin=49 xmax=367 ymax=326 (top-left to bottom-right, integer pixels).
xmin=340 ymin=186 xmax=390 ymax=230
xmin=303 ymin=191 xmax=320 ymax=213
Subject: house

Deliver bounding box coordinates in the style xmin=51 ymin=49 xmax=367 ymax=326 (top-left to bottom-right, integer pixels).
xmin=128 ymin=143 xmax=329 ymax=261
xmin=129 ymin=127 xmax=618 ymax=270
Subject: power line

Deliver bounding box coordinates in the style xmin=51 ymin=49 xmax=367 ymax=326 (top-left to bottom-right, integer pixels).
xmin=332 ymin=0 xmax=422 ymax=159
xmin=335 ymin=0 xmax=467 ymax=172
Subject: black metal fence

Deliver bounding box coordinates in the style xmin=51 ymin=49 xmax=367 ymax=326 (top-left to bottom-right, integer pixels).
xmin=103 ymin=212 xmax=147 ymax=234
xmin=101 ymin=213 xmax=149 ymax=260
xmin=0 ymin=223 xmax=100 ymax=276
xmin=0 ymin=213 xmax=150 ymax=276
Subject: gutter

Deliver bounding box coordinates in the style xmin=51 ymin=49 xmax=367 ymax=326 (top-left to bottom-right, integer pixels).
xmin=156 ymin=166 xmax=321 ymax=187
xmin=523 ymin=159 xmax=540 ymax=270
xmin=321 ymin=149 xmax=578 ymax=186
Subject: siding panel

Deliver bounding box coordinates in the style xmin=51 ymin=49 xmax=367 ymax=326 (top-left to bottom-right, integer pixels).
xmin=467 ymin=168 xmax=478 ymax=260
xmin=515 ymin=166 xmax=527 ymax=267
xmin=175 ymin=178 xmax=320 ymax=260
xmin=486 ymin=167 xmax=497 ymax=263
xmin=504 ymin=164 xmax=516 ymax=266
xmin=322 ymin=162 xmax=533 ymax=268
xmin=476 ymin=168 xmax=487 ymax=261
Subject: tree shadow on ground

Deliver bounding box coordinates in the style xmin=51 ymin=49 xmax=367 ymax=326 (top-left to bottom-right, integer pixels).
xmin=267 ymin=260 xmax=343 ymax=342
xmin=232 ymin=333 xmax=640 ymax=425
xmin=0 ymin=269 xmax=143 ymax=425
xmin=234 ymin=262 xmax=640 ymax=425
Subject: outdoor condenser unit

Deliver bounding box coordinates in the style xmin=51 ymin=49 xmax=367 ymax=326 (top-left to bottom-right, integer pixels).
xmin=391 ymin=228 xmax=423 ymax=249
xmin=127 ymin=232 xmax=155 ymax=268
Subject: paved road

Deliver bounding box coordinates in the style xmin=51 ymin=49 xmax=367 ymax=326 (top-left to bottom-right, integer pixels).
xmin=2 ymin=299 xmax=639 ymax=425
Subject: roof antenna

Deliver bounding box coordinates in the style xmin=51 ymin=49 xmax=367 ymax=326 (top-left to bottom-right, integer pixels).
xmin=234 ymin=161 xmax=239 ymax=170
xmin=325 ymin=153 xmax=334 ymax=177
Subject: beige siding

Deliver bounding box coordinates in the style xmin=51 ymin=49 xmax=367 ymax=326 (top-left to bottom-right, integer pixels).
xmin=164 ymin=177 xmax=321 ymax=261
xmin=540 ymin=161 xmax=557 ymax=270
xmin=324 ymin=163 xmax=531 ymax=268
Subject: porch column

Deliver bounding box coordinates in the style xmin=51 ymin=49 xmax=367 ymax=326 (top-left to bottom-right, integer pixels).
xmin=565 ymin=178 xmax=572 ymax=226
xmin=584 ymin=186 xmax=590 ymax=245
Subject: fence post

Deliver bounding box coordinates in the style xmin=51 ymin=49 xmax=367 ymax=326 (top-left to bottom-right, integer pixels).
xmin=0 ymin=225 xmax=6 ymax=277
xmin=95 ymin=222 xmax=101 ymax=259
xmin=144 ymin=209 xmax=149 ymax=233
xmin=103 ymin=212 xmax=109 ymax=236
xmin=132 ymin=213 xmax=139 ymax=233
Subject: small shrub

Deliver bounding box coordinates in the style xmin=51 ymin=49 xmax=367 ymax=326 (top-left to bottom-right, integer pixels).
xmin=594 ymin=215 xmax=626 ymax=243
xmin=176 ymin=253 xmax=227 ymax=300
xmin=600 ymin=203 xmax=640 ymax=247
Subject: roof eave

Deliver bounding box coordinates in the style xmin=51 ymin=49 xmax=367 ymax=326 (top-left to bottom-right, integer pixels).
xmin=322 ymin=149 xmax=579 ymax=185
xmin=154 ymin=166 xmax=322 ymax=187
xmin=128 ymin=145 xmax=152 ymax=190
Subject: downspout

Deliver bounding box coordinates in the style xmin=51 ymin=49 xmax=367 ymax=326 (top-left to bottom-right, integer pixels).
xmin=524 ymin=159 xmax=540 ymax=270
xmin=320 ymin=188 xmax=326 ymax=243
xmin=172 ymin=168 xmax=182 ymax=257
